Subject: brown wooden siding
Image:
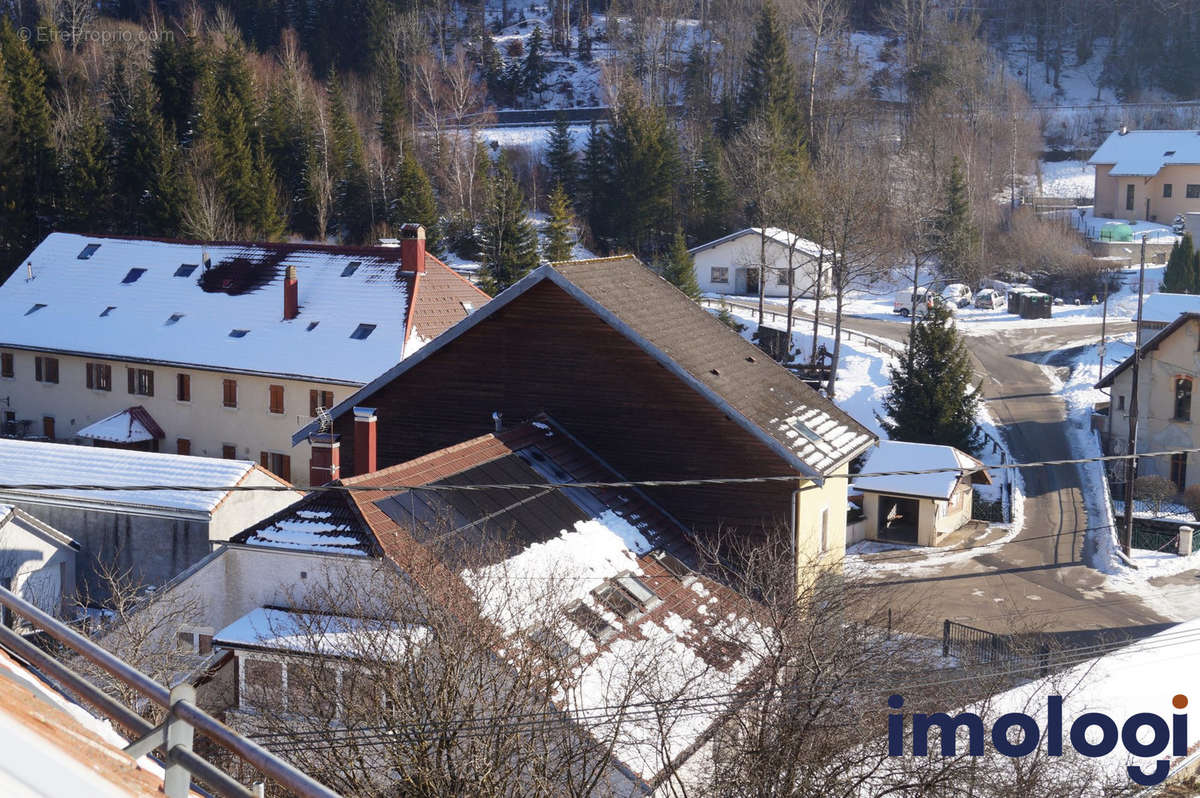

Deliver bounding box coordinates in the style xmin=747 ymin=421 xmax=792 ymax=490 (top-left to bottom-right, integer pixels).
xmin=332 ymin=280 xmax=801 ymax=534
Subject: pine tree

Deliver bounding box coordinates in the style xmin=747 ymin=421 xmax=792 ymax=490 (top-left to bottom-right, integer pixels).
xmin=479 ymin=153 xmax=539 ymax=294
xmin=933 ymin=157 xmax=979 ymax=283
xmin=328 ymin=74 xmax=373 ymax=243
xmin=543 ymin=183 xmax=574 ymax=262
xmin=0 ymin=45 xmax=19 ymax=275
xmin=579 ymin=119 xmax=610 ymax=243
xmin=1 ymin=21 xmax=58 ymax=263
xmin=60 ymin=109 xmax=112 ymax=233
xmin=881 ymin=303 xmax=980 ymax=453
xmin=152 ymin=33 xmax=204 ymax=144
xmin=1164 ymin=234 xmax=1197 ymax=294
xmin=544 ymin=113 xmax=576 ymax=197
xmin=523 ymin=25 xmax=548 ymax=99
xmin=606 ymin=93 xmax=680 ymax=256
xmin=390 ymin=152 xmax=441 ymax=254
xmin=737 ymin=2 xmax=803 ymax=135
xmin=661 ymin=228 xmax=700 ymax=299
xmin=689 ymin=135 xmax=733 ymax=241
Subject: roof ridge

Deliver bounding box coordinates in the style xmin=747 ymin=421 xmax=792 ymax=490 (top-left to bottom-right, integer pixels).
xmin=550 ymin=255 xmax=637 ymax=265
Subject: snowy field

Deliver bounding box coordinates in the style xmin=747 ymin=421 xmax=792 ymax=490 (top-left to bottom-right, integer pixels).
xmin=1031 ymin=159 xmax=1094 ymax=199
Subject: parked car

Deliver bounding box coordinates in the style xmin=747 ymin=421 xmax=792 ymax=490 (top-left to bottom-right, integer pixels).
xmin=941 ymin=283 xmax=973 ymax=308
xmin=974 ymin=288 xmax=1005 ymax=309
xmin=893 ymin=287 xmax=930 ymax=317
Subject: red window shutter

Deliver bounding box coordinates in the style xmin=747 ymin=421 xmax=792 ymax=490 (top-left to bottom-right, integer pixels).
xmin=280 ymin=455 xmax=291 ymax=482
xmin=48 ymin=359 xmax=57 ymax=383
xmin=127 ymin=368 xmax=135 ymax=394
xmin=86 ymin=363 xmax=94 ymax=389
xmin=145 ymin=370 xmax=154 ymax=397
xmin=309 ymin=389 xmax=318 ymax=417
xmin=260 ymin=451 xmax=269 ymax=468
xmin=35 ymin=358 xmax=42 ymax=382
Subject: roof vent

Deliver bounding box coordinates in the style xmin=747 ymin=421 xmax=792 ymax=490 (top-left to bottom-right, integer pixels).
xmin=1119 ymin=125 xmax=1128 ymax=135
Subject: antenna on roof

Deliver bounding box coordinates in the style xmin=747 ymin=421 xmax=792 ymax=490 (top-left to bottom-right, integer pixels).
xmin=202 ymin=247 xmax=212 ymax=271
xmin=25 ymin=261 xmax=32 ymax=281
xmin=317 ymin=406 xmax=333 ymax=433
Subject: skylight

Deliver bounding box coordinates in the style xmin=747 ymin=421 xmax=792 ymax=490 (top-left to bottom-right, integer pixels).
xmin=25 ymin=303 xmax=46 ymax=316
xmin=461 ymin=301 xmax=475 ymax=313
xmin=615 ymin=574 xmax=659 ymax=608
xmin=77 ymin=244 xmax=100 ymax=260
xmin=568 ymin=603 xmax=617 ymax=641
xmin=341 ymin=261 xmax=361 ymax=277
xmin=652 ymin=550 xmax=694 ymax=584
xmin=594 ymin=583 xmax=640 ymax=620
xmin=229 ymin=329 xmax=250 ymax=338
xmin=175 ymin=264 xmax=198 ymax=277
xmin=1165 ymin=150 xmax=1177 ymax=156
xmin=100 ymin=306 xmax=116 ymax=317
xmin=350 ymin=323 xmax=377 ymax=340
xmin=790 ymin=419 xmax=823 ymax=443
xmin=306 ymin=321 xmax=319 ymax=332
xmin=122 ymin=268 xmax=147 ymax=284
xmin=166 ymin=313 xmax=184 ymax=325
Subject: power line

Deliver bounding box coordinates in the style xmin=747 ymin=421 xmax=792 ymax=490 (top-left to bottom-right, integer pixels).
xmin=0 ymin=444 xmax=1195 ymax=494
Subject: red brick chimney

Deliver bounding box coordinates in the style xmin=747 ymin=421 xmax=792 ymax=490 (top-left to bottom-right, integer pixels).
xmin=283 ymin=264 xmax=299 ymax=320
xmin=354 ymin=407 xmax=378 ymax=475
xmin=308 ymin=432 xmax=340 ymax=485
xmin=400 ymin=224 xmax=426 ymax=275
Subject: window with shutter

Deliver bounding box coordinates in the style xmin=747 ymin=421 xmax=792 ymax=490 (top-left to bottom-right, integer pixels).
xmin=177 ymin=373 xmax=190 ymax=402
xmin=223 ymin=379 xmax=238 ymax=408
xmin=0 ymin=353 xmax=11 ymax=378
xmin=269 ymin=385 xmax=284 ymax=414
xmin=177 ymin=438 xmax=191 ymax=455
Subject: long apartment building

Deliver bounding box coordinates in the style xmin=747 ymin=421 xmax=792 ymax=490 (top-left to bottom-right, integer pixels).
xmin=0 ymin=225 xmax=487 ymax=486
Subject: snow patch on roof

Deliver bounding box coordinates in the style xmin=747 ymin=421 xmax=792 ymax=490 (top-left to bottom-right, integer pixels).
xmin=853 ymin=440 xmax=985 ymax=500
xmin=1140 ymin=292 xmax=1200 ymax=326
xmin=1089 ymin=129 xmax=1200 ymax=176
xmin=77 ymin=408 xmax=157 ymax=444
xmin=214 ymin=606 xmax=421 ymax=658
xmin=0 ymin=438 xmax=266 ymax=513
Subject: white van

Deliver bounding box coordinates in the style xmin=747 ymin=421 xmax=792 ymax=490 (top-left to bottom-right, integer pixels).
xmin=894 ymin=287 xmax=929 ymax=317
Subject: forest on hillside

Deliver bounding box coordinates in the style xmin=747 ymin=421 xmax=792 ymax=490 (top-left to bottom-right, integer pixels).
xmin=0 ymin=0 xmax=1185 ymax=290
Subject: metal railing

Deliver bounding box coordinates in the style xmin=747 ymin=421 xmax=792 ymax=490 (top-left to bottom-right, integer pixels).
xmin=942 ymin=619 xmax=1011 ymax=665
xmin=699 ymin=297 xmax=906 ymax=360
xmin=0 ymin=586 xmax=340 ymax=798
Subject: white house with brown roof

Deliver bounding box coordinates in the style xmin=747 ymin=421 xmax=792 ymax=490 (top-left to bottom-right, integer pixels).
xmin=689 ymin=227 xmax=831 ymax=297
xmin=0 ymin=226 xmax=488 ymax=486
xmin=1089 ymin=129 xmax=1200 ymax=222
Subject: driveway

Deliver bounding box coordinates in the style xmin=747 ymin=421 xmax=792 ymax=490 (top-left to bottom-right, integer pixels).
xmin=751 ymin=298 xmax=1190 ymax=639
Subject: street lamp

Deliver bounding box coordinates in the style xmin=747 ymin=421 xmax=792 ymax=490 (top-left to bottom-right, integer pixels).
xmin=1120 ymin=232 xmax=1151 ymax=557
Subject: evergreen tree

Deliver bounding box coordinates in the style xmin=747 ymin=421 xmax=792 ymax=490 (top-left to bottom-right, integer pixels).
xmin=523 ymin=25 xmax=549 ymax=99
xmin=152 ymin=32 xmax=204 ymax=144
xmin=661 ymin=228 xmax=700 ymax=299
xmin=543 ymin=183 xmax=574 ymax=262
xmin=544 ymin=113 xmax=576 ymax=197
xmin=479 ymin=153 xmax=539 ymax=294
xmin=109 ymin=67 xmax=187 ymax=236
xmin=328 ymin=74 xmax=373 ymax=243
xmin=737 ymin=2 xmax=803 ymax=135
xmin=1163 ymin=234 xmax=1198 ymax=294
xmin=389 ymin=152 xmax=441 ymax=254
xmin=933 ymin=157 xmax=980 ymax=283
xmin=689 ymin=135 xmax=734 ymax=241
xmin=579 ymin=119 xmax=609 ymax=243
xmin=881 ymin=303 xmax=980 ymax=453
xmin=1 ymin=21 xmax=58 ymax=266
xmin=0 ymin=45 xmax=19 ymax=274
xmin=605 ymin=93 xmax=680 ymax=255
xmin=60 ymin=109 xmax=113 ymax=233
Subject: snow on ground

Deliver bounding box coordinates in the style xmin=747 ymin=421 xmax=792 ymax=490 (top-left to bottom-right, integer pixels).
xmin=1073 ymin=207 xmax=1179 ymax=243
xmin=1032 ymin=159 xmax=1094 ymax=199
xmin=477 ymin=123 xmax=593 ymax=155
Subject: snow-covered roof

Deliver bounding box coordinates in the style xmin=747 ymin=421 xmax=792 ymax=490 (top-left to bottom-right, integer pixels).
xmin=77 ymin=406 xmax=163 ymax=444
xmin=0 ymin=232 xmax=486 ymax=384
xmin=214 ymin=606 xmax=419 ymax=658
xmin=688 ymin=227 xmax=830 ymax=259
xmin=1140 ymin=292 xmax=1200 ymax=326
xmin=0 ymin=438 xmax=287 ymax=514
xmin=853 ymin=440 xmax=988 ymax=500
xmin=348 ymin=418 xmax=766 ymax=786
xmin=233 ymin=490 xmax=373 ymax=556
xmin=1088 ymin=129 xmax=1200 ymax=176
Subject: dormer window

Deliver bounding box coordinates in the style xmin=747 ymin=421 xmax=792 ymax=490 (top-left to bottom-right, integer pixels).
xmin=77 ymin=243 xmax=100 ymax=259
xmin=100 ymin=306 xmax=116 ymax=317
xmin=175 ymin=264 xmax=198 ymax=277
xmin=350 ymin=323 xmax=376 ymax=340
xmin=341 ymin=261 xmax=361 ymax=277
xmin=122 ymin=268 xmax=147 ymax=284
xmin=229 ymin=329 xmax=250 ymax=339
xmin=25 ymin=303 xmax=46 ymax=316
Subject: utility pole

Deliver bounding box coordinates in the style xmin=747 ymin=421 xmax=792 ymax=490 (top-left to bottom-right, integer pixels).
xmin=1098 ymin=272 xmax=1109 ymax=382
xmin=1121 ymin=232 xmax=1149 ymax=556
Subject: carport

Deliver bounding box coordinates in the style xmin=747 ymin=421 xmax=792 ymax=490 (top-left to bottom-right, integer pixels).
xmin=876 ymin=494 xmax=920 ymax=544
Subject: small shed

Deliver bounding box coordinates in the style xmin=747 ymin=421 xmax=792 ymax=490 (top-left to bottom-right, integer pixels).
xmin=852 ymin=441 xmax=991 ymax=546
xmin=0 ymin=505 xmax=78 ymax=620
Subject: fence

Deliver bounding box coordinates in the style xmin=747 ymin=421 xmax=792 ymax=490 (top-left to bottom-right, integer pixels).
xmin=975 ymin=427 xmax=1013 ymax=524
xmin=698 ymin=298 xmax=906 ymax=361
xmin=0 ymin=586 xmax=339 ymax=798
xmin=942 ymin=620 xmax=1012 ymax=665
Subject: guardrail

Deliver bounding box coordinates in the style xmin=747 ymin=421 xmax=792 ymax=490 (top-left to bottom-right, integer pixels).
xmin=0 ymin=586 xmax=340 ymax=798
xmin=698 ymin=297 xmax=906 ymax=360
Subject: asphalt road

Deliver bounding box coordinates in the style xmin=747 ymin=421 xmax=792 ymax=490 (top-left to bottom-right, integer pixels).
xmin=763 ymin=300 xmax=1183 ymax=640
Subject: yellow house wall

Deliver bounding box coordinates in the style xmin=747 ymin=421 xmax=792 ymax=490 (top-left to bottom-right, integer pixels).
xmin=794 ymin=462 xmax=850 ymax=572
xmin=1106 ymin=318 xmax=1200 ymax=489
xmin=1099 ymin=165 xmax=1200 ymax=222
xmin=0 ymin=348 xmax=359 ymax=487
